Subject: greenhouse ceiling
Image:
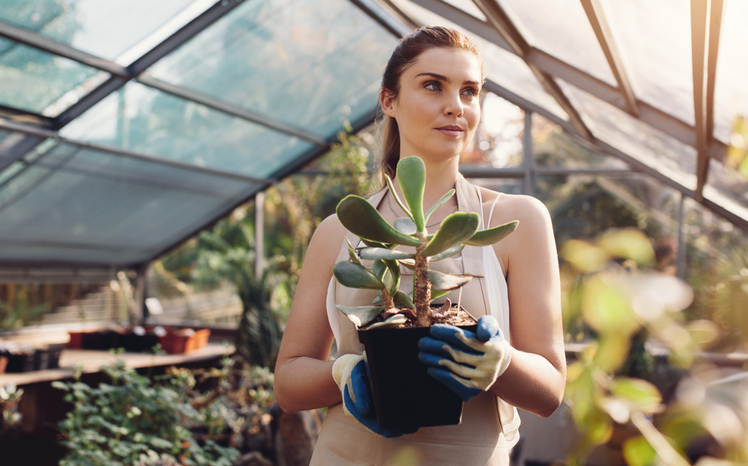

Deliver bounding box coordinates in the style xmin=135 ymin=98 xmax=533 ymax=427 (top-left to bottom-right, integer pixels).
xmin=0 ymin=0 xmax=746 ymax=280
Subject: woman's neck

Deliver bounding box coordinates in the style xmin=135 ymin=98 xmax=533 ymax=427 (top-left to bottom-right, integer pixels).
xmin=391 ymin=155 xmax=459 ymax=210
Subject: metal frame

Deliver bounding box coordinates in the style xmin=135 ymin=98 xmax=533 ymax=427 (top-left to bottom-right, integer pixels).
xmin=405 ymin=0 xmax=728 ymax=160
xmin=580 ymin=0 xmax=638 ymax=117
xmin=691 ymin=0 xmax=725 ymax=199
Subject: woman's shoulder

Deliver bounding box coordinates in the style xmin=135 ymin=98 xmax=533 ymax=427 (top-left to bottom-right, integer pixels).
xmin=477 ymin=187 xmax=551 ymax=228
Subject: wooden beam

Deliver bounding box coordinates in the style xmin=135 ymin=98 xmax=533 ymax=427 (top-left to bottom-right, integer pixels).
xmin=691 ymin=0 xmax=723 ymax=200
xmin=470 ymin=0 xmax=594 ymax=140
xmin=580 ymin=0 xmax=639 ymax=117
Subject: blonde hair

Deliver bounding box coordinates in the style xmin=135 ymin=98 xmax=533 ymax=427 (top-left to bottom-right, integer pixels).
xmin=378 ymin=26 xmax=484 ymax=184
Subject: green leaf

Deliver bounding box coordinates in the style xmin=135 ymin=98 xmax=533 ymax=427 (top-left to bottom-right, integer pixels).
xmin=397 ymin=156 xmax=426 ymax=231
xmin=596 ymin=228 xmax=655 ymax=265
xmin=337 ymin=195 xmax=421 ymax=247
xmin=333 ymin=261 xmax=385 ymax=290
xmin=385 ymin=175 xmax=412 ymax=219
xmin=430 ymin=244 xmax=464 ymax=261
xmin=425 ymin=269 xmax=473 ymax=291
xmin=360 ymin=247 xmax=415 ymax=261
xmin=384 ymin=259 xmax=401 ymax=296
xmin=336 ymin=305 xmax=384 ymax=327
xmin=423 ymin=212 xmax=480 ymax=257
xmin=622 ymin=436 xmax=656 ymax=466
xmin=367 ymin=313 xmax=407 ymax=330
xmin=345 ymin=237 xmax=361 ymax=265
xmin=465 ymin=220 xmax=519 ymax=247
xmin=424 ymin=189 xmax=455 ymax=223
xmin=610 ymin=377 xmax=662 ymax=414
xmin=398 ymin=258 xmax=415 ymax=270
xmin=393 ymin=217 xmax=417 ymax=235
xmin=361 ymin=239 xmax=389 ymax=249
xmin=431 ymin=288 xmax=451 ymax=299
xmin=393 ymin=290 xmax=415 ymax=309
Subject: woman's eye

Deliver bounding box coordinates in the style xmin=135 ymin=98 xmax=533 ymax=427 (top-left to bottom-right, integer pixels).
xmin=462 ymin=87 xmax=479 ymax=97
xmin=424 ymin=81 xmax=440 ymax=91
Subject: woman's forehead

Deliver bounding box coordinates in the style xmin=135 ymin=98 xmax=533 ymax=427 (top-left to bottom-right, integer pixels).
xmin=406 ymin=47 xmax=483 ymax=83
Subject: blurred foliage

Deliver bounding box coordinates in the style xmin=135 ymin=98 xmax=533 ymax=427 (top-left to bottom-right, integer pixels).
xmin=0 ymin=295 xmax=49 ymax=330
xmin=54 ymin=354 xmax=239 ymax=466
xmin=562 ymin=228 xmax=747 ymax=465
xmin=0 ymin=383 xmax=24 ymax=436
xmin=727 ymin=115 xmax=748 ymax=179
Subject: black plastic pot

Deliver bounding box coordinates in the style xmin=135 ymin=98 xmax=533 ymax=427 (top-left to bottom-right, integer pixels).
xmin=358 ymin=322 xmax=478 ymax=430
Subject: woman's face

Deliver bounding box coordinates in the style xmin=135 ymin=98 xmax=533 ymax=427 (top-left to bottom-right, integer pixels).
xmin=382 ymin=47 xmax=482 ymax=164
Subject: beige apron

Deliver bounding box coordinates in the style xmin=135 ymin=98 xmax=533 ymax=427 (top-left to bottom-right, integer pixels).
xmin=312 ymin=176 xmax=520 ymax=466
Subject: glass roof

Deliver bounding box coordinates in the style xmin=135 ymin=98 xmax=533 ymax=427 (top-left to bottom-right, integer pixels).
xmin=0 ymin=0 xmax=211 ymax=65
xmin=0 ymin=0 xmax=745 ymax=273
xmin=499 ymin=0 xmax=616 ymax=86
xmin=0 ymin=38 xmax=103 ymax=115
xmin=60 ymin=82 xmax=315 ymax=178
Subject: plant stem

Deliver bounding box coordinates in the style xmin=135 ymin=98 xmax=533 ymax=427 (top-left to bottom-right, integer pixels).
xmin=414 ymin=232 xmax=431 ymax=327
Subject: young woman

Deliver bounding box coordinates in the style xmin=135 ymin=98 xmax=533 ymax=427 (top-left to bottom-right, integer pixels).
xmin=274 ymin=26 xmax=566 ymax=465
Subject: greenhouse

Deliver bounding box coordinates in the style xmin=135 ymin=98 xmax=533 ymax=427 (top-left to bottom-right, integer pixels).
xmin=0 ymin=0 xmax=746 ymax=464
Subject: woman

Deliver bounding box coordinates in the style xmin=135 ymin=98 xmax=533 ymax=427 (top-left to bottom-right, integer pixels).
xmin=274 ymin=26 xmax=566 ymax=465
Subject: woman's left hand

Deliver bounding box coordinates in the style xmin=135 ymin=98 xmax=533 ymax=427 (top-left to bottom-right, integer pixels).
xmin=418 ymin=315 xmax=512 ymax=401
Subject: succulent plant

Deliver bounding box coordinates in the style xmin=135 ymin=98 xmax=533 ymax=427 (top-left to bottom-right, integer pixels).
xmin=333 ymin=156 xmax=518 ymax=329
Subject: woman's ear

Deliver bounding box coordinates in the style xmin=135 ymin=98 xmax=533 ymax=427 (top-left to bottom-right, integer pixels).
xmin=380 ymin=90 xmax=397 ymax=118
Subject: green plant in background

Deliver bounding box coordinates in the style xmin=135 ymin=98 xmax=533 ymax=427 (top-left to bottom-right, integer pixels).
xmin=54 ymin=355 xmax=239 ymax=466
xmin=727 ymin=115 xmax=748 ymax=179
xmin=561 ymin=228 xmax=748 ymax=465
xmin=0 ymin=297 xmax=49 ymax=329
xmin=0 ymin=383 xmax=23 ymax=436
xmin=334 ymin=156 xmax=518 ymax=328
xmin=193 ymin=218 xmax=285 ymax=369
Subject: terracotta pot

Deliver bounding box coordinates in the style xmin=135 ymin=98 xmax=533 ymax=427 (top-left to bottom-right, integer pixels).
xmin=357 ymin=322 xmax=478 ymax=430
xmin=0 ymin=356 xmax=8 ymax=374
xmin=159 ymin=329 xmax=211 ymax=354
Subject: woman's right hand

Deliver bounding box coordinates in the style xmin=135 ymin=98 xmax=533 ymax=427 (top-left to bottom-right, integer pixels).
xmin=333 ymin=354 xmax=418 ymax=438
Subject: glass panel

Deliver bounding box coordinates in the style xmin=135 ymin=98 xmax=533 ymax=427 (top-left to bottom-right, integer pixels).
xmin=560 ymin=81 xmax=698 ymax=190
xmin=704 ymin=159 xmax=748 ymax=223
xmin=0 ymin=142 xmax=258 ymax=265
xmin=532 ymin=113 xmax=628 ymax=170
xmin=682 ymin=196 xmax=748 ymax=352
xmin=0 ymin=0 xmax=211 ymax=65
xmin=600 ymin=0 xmax=694 ymax=125
xmin=463 ymin=94 xmax=524 ymax=168
xmin=60 ymin=82 xmax=314 ymax=178
xmin=149 ymin=0 xmax=397 ymax=138
xmin=0 ymin=38 xmax=103 ymax=115
xmin=536 ymin=173 xmax=681 ymax=252
xmin=713 ymin=0 xmax=748 ymax=143
xmin=392 ymin=0 xmax=569 ymax=121
xmin=499 ymin=0 xmax=616 ymax=85
xmin=442 ymin=0 xmax=487 ymax=20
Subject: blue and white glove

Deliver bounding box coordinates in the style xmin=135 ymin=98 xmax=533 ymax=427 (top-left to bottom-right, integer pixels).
xmin=332 ymin=354 xmax=417 ymax=438
xmin=418 ymin=315 xmax=512 ymax=402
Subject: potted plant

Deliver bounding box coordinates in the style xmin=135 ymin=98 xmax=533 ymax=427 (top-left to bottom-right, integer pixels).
xmin=333 ymin=156 xmax=518 ymax=429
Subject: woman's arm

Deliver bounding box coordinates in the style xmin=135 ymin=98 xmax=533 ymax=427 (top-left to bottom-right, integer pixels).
xmin=274 ymin=215 xmax=348 ymax=413
xmin=487 ymin=194 xmax=566 ymax=417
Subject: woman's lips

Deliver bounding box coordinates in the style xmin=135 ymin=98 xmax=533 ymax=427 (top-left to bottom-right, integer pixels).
xmin=435 ymin=126 xmax=464 ymax=137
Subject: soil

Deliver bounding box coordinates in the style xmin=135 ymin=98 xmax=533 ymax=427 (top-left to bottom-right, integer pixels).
xmin=363 ymin=304 xmax=477 ymax=329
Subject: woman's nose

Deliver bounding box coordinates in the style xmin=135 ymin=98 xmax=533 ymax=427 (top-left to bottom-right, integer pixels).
xmin=444 ymin=92 xmax=464 ymax=116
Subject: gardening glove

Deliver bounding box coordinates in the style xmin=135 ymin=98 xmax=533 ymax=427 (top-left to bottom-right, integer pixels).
xmin=332 ymin=354 xmax=417 ymax=438
xmin=418 ymin=315 xmax=512 ymax=402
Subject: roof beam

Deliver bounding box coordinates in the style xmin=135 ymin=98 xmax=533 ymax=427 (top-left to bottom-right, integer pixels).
xmin=137 ymin=74 xmax=327 ymax=147
xmin=469 ymin=0 xmax=594 ymax=140
xmin=691 ymin=0 xmax=724 ymax=200
xmin=0 ymin=118 xmax=273 ymax=186
xmin=580 ymin=0 xmax=639 ymax=117
xmin=0 ymin=19 xmax=130 ymax=78
xmin=54 ymin=0 xmax=247 ymax=129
